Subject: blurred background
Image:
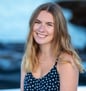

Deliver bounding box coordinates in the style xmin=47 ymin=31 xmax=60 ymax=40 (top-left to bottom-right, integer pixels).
xmin=0 ymin=0 xmax=86 ymax=90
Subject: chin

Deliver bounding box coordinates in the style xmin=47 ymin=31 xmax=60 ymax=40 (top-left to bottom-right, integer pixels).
xmin=35 ymin=40 xmax=46 ymax=45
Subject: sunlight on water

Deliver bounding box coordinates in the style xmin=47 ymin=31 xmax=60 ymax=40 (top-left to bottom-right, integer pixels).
xmin=0 ymin=0 xmax=56 ymax=43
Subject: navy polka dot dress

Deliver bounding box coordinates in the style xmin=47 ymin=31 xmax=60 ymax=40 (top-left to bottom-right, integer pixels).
xmin=24 ymin=61 xmax=60 ymax=91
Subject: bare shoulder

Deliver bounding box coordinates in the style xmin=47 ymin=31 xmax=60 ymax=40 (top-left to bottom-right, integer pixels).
xmin=57 ymin=53 xmax=79 ymax=73
xmin=56 ymin=53 xmax=79 ymax=91
xmin=59 ymin=53 xmax=74 ymax=63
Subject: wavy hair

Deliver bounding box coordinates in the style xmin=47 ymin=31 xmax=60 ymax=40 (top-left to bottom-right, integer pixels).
xmin=21 ymin=2 xmax=84 ymax=73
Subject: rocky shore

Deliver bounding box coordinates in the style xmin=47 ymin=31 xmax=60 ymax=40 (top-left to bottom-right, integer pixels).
xmin=58 ymin=1 xmax=86 ymax=27
xmin=0 ymin=43 xmax=24 ymax=89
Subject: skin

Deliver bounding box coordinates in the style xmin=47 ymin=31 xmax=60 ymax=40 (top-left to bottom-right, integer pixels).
xmin=32 ymin=10 xmax=56 ymax=79
xmin=33 ymin=10 xmax=54 ymax=47
xmin=21 ymin=10 xmax=79 ymax=91
xmin=57 ymin=53 xmax=79 ymax=91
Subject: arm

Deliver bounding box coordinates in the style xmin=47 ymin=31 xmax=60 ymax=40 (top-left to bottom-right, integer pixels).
xmin=57 ymin=54 xmax=79 ymax=91
xmin=20 ymin=67 xmax=26 ymax=91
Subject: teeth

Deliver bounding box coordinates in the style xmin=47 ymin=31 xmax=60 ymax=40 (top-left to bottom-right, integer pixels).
xmin=37 ymin=33 xmax=46 ymax=38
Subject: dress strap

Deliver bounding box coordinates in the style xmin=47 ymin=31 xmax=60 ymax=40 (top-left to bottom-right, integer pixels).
xmin=54 ymin=58 xmax=58 ymax=66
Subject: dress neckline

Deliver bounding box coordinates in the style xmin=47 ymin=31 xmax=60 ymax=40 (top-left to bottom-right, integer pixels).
xmin=30 ymin=59 xmax=58 ymax=80
xmin=30 ymin=65 xmax=56 ymax=80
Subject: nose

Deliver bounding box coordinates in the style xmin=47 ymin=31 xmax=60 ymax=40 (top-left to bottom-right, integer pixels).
xmin=38 ymin=24 xmax=45 ymax=32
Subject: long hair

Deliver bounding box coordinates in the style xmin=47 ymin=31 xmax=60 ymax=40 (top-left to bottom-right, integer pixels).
xmin=21 ymin=2 xmax=84 ymax=73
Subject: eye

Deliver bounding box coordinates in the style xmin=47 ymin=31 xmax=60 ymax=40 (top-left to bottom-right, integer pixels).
xmin=47 ymin=23 xmax=53 ymax=26
xmin=34 ymin=21 xmax=40 ymax=24
xmin=34 ymin=19 xmax=41 ymax=24
xmin=47 ymin=22 xmax=54 ymax=27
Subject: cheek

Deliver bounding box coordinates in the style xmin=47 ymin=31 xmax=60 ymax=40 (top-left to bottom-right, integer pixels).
xmin=50 ymin=30 xmax=55 ymax=40
xmin=33 ymin=24 xmax=39 ymax=31
xmin=32 ymin=30 xmax=36 ymax=38
xmin=33 ymin=27 xmax=35 ymax=32
xmin=32 ymin=28 xmax=35 ymax=37
xmin=49 ymin=29 xmax=54 ymax=36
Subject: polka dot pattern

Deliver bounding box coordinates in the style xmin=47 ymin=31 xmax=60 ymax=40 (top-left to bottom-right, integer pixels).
xmin=24 ymin=62 xmax=60 ymax=91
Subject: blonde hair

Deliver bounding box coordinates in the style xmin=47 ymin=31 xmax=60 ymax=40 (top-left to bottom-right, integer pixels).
xmin=21 ymin=2 xmax=84 ymax=73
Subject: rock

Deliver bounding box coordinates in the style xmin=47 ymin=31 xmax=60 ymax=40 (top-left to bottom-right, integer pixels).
xmin=57 ymin=1 xmax=86 ymax=27
xmin=0 ymin=43 xmax=24 ymax=89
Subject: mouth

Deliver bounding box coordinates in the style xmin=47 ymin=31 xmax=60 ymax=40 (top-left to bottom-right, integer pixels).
xmin=36 ymin=32 xmax=47 ymax=38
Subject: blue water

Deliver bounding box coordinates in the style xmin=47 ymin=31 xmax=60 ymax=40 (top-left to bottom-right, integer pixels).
xmin=0 ymin=0 xmax=86 ymax=49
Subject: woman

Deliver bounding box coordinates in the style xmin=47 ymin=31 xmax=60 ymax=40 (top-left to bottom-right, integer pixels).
xmin=21 ymin=2 xmax=84 ymax=91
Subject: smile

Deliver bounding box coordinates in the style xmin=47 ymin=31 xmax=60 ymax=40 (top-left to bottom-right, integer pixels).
xmin=37 ymin=33 xmax=47 ymax=38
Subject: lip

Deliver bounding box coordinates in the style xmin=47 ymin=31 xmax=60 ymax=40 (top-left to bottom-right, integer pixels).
xmin=36 ymin=32 xmax=47 ymax=38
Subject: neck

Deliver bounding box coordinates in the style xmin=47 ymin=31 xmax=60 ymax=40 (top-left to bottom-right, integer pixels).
xmin=39 ymin=44 xmax=52 ymax=56
xmin=38 ymin=44 xmax=56 ymax=62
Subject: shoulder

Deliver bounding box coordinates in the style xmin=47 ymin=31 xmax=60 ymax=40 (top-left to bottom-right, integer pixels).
xmin=57 ymin=52 xmax=79 ymax=73
xmin=56 ymin=53 xmax=79 ymax=91
xmin=57 ymin=52 xmax=77 ymax=68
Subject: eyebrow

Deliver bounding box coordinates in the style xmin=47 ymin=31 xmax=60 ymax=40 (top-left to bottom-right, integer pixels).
xmin=35 ymin=19 xmax=54 ymax=24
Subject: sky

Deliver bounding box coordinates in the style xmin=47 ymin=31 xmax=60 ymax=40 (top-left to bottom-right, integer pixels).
xmin=0 ymin=0 xmax=86 ymax=49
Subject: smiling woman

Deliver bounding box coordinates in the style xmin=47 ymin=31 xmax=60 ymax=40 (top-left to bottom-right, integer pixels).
xmin=21 ymin=2 xmax=84 ymax=91
xmin=33 ymin=10 xmax=54 ymax=45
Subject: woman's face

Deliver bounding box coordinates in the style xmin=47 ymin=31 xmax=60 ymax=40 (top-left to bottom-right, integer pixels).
xmin=33 ymin=10 xmax=54 ymax=46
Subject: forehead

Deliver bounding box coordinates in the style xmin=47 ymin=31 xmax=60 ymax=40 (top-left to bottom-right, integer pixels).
xmin=36 ymin=10 xmax=54 ymax=22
